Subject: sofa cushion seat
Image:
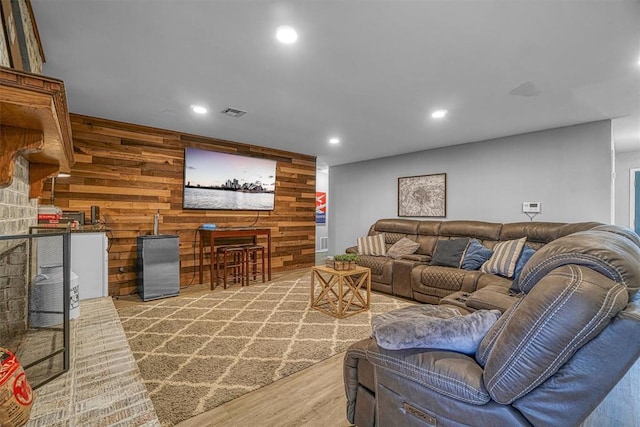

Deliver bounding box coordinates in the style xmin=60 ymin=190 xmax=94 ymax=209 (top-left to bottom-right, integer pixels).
xmin=474 ymin=273 xmax=513 ymax=291
xmin=365 ymin=340 xmax=491 ymax=405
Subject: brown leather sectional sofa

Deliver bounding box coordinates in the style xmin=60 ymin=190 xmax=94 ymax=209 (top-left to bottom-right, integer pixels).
xmin=343 ymin=221 xmax=640 ymax=426
xmin=346 ymin=218 xmax=602 ymax=305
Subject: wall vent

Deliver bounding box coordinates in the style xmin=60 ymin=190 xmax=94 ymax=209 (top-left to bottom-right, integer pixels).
xmin=221 ymin=107 xmax=247 ymax=118
xmin=319 ymin=237 xmax=328 ymax=251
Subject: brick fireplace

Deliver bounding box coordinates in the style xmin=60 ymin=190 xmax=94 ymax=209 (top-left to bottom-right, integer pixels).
xmin=0 ymin=156 xmax=37 ymax=345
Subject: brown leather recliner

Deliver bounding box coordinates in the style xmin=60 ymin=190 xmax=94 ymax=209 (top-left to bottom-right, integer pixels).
xmin=344 ymin=225 xmax=640 ymax=426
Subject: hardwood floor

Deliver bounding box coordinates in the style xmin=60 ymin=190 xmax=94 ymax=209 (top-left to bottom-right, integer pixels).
xmin=122 ymin=253 xmax=640 ymax=427
xmin=175 ymin=352 xmax=351 ymax=427
xmin=175 ymin=349 xmax=640 ymax=427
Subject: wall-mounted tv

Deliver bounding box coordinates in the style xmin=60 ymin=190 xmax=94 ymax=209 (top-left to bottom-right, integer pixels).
xmin=183 ymin=147 xmax=277 ymax=210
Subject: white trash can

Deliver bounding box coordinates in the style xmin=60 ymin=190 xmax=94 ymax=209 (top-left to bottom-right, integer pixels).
xmin=29 ymin=264 xmax=80 ymax=327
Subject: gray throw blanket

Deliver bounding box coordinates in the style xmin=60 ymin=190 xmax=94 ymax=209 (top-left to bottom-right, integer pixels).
xmin=372 ymin=305 xmax=502 ymax=354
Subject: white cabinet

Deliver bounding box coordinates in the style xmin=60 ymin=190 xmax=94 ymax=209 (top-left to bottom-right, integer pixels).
xmin=71 ymin=232 xmax=108 ymax=300
xmin=34 ymin=231 xmax=109 ymax=301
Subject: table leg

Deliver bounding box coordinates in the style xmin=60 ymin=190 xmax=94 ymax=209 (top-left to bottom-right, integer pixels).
xmin=366 ymin=270 xmax=371 ymax=308
xmin=338 ymin=276 xmax=344 ymax=318
xmin=199 ymin=231 xmax=204 ymax=285
xmin=267 ymin=231 xmax=272 ymax=281
xmin=210 ymin=235 xmax=215 ymax=289
xmin=310 ymin=269 xmax=316 ymax=305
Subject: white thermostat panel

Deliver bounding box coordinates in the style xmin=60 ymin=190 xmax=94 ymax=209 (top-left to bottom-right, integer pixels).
xmin=522 ymin=201 xmax=541 ymax=213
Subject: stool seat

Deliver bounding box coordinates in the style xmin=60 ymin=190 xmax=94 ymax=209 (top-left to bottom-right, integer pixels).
xmin=215 ymin=245 xmax=245 ymax=289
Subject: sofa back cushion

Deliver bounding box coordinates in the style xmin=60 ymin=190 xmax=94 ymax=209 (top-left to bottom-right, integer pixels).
xmin=592 ymin=224 xmax=640 ymax=248
xmin=516 ymin=230 xmax=640 ymax=296
xmin=556 ymin=221 xmax=603 ymax=238
xmin=477 ymin=265 xmax=628 ymax=405
xmin=383 ymin=232 xmax=411 ymax=246
xmin=498 ymin=222 xmax=564 ymax=245
xmin=373 ymin=218 xmax=420 ymax=235
xmin=439 ymin=221 xmax=502 ymax=241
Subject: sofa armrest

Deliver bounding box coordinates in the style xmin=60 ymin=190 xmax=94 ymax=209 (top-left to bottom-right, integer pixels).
xmin=466 ymin=285 xmax=520 ymax=313
xmin=391 ymin=259 xmax=422 ymax=298
xmin=344 ymin=338 xmax=373 ymax=424
xmin=346 ymin=246 xmax=358 ymax=254
xmin=365 ymin=339 xmax=491 ymax=405
xmin=439 ymin=291 xmax=474 ymax=313
xmin=400 ymin=254 xmax=431 ymax=262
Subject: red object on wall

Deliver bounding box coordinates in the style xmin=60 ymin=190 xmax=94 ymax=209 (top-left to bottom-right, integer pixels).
xmin=316 ymin=192 xmax=326 ymax=224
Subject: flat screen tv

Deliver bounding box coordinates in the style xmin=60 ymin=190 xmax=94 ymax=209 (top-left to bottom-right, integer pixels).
xmin=183 ymin=147 xmax=277 ymax=210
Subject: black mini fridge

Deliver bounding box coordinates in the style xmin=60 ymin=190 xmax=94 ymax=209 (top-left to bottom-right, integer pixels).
xmin=137 ymin=235 xmax=180 ymax=301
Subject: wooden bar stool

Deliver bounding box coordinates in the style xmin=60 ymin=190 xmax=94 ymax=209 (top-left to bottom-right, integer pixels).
xmin=215 ymin=245 xmax=245 ymax=289
xmin=242 ymin=244 xmax=266 ymax=284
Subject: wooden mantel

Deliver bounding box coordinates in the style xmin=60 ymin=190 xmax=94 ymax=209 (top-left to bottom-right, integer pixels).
xmin=0 ymin=67 xmax=74 ymax=198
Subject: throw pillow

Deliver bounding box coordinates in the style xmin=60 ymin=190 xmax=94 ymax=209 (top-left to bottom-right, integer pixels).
xmin=461 ymin=239 xmax=494 ymax=270
xmin=512 ymin=246 xmax=536 ymax=284
xmin=386 ymin=237 xmax=420 ymax=259
xmin=480 ymin=237 xmax=526 ymax=278
xmin=430 ymin=238 xmax=470 ymax=268
xmin=357 ymin=234 xmax=386 ymax=256
xmin=371 ymin=305 xmax=502 ymax=354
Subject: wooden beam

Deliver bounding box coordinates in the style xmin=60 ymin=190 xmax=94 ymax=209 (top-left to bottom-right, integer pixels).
xmin=29 ymin=163 xmax=60 ymax=198
xmin=0 ymin=125 xmax=44 ymax=188
xmin=0 ymin=68 xmax=76 ymax=197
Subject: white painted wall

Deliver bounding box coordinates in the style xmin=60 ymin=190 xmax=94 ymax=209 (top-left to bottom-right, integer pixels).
xmin=329 ymin=121 xmax=612 ymax=254
xmin=614 ymin=150 xmax=640 ymax=228
xmin=315 ymin=169 xmax=329 ymax=252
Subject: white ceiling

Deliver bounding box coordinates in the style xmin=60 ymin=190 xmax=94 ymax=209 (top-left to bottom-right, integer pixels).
xmin=31 ymin=1 xmax=640 ymax=168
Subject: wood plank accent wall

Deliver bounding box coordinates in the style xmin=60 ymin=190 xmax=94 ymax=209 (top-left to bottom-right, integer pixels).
xmin=45 ymin=114 xmax=316 ymax=296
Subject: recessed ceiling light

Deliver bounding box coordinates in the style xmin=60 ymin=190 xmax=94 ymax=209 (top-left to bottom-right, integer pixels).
xmin=431 ymin=109 xmax=448 ymax=119
xmin=329 ymin=137 xmax=340 ymax=144
xmin=276 ymin=26 xmax=298 ymax=44
xmin=191 ymin=105 xmax=207 ymax=114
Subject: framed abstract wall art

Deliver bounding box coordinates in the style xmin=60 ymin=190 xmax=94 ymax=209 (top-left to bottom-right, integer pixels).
xmin=398 ymin=173 xmax=446 ymax=217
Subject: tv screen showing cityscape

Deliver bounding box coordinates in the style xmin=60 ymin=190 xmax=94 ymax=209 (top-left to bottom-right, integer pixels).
xmin=183 ymin=147 xmax=276 ymax=210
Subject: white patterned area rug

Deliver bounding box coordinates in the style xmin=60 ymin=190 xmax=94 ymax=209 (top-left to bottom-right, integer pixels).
xmin=117 ymin=273 xmax=412 ymax=426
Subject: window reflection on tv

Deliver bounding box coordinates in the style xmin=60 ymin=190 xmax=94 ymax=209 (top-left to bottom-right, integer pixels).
xmin=183 ymin=147 xmax=276 ymax=210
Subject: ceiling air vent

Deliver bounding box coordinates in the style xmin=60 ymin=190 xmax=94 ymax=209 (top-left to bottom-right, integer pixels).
xmin=221 ymin=107 xmax=247 ymax=118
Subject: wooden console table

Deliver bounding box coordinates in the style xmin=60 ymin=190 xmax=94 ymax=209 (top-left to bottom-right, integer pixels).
xmin=198 ymin=227 xmax=272 ymax=287
xmin=310 ymin=265 xmax=371 ymax=319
